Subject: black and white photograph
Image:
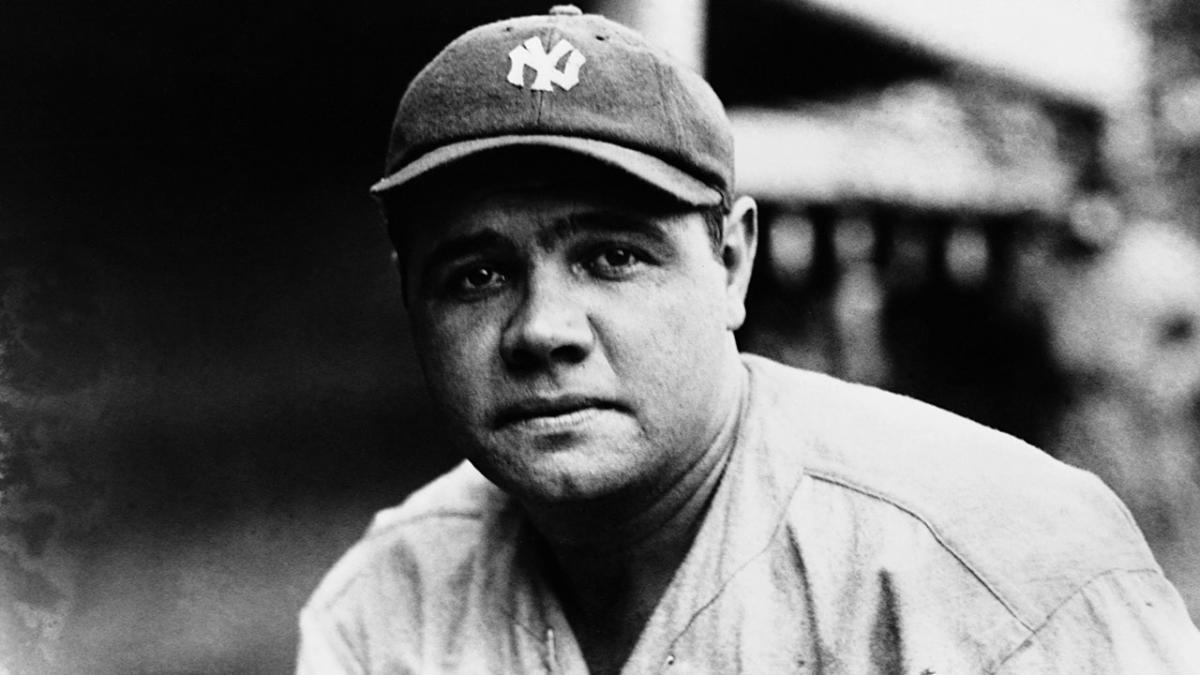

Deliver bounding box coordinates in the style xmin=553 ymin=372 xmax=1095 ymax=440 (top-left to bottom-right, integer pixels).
xmin=3 ymin=0 xmax=1200 ymax=672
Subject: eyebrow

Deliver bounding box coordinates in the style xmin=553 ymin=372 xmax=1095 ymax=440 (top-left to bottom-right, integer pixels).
xmin=416 ymin=229 xmax=513 ymax=291
xmin=412 ymin=210 xmax=676 ymax=293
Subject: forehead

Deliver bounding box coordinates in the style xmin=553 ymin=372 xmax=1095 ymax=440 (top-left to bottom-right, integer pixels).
xmin=427 ymin=185 xmax=666 ymax=243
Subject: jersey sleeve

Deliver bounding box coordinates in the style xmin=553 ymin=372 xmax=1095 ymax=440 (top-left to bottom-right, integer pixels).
xmin=994 ymin=568 xmax=1200 ymax=673
xmin=295 ymin=602 xmax=368 ymax=675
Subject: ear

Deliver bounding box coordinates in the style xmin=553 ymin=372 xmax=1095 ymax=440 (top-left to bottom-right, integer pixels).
xmin=720 ymin=196 xmax=758 ymax=330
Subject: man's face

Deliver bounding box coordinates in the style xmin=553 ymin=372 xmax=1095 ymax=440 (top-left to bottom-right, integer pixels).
xmin=403 ymin=178 xmax=748 ymax=505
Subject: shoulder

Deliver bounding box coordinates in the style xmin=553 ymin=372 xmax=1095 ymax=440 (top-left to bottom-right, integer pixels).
xmin=303 ymin=461 xmax=513 ymax=614
xmin=741 ymin=354 xmax=1160 ymax=626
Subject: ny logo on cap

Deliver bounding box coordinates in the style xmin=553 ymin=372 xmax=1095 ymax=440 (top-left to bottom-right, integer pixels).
xmin=506 ymin=37 xmax=586 ymax=91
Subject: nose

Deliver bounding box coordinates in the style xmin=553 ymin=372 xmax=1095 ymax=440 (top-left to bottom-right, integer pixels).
xmin=500 ymin=270 xmax=595 ymax=371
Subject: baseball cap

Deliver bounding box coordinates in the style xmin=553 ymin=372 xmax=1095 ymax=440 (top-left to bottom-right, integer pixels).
xmin=371 ymin=5 xmax=733 ymax=209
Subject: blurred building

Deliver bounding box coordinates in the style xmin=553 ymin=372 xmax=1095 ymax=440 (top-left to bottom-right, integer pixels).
xmin=599 ymin=0 xmax=1151 ymax=443
xmin=1142 ymin=0 xmax=1200 ymax=223
xmin=603 ymin=0 xmax=1200 ymax=622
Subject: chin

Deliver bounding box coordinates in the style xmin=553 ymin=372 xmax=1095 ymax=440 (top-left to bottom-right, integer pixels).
xmin=476 ymin=448 xmax=642 ymax=505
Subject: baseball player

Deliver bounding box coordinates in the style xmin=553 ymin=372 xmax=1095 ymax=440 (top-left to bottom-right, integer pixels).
xmin=298 ymin=6 xmax=1200 ymax=673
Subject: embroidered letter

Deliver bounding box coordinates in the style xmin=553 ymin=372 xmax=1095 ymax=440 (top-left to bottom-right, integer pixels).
xmin=506 ymin=37 xmax=586 ymax=91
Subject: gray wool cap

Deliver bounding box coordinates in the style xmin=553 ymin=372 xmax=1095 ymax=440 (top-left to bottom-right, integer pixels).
xmin=371 ymin=5 xmax=734 ymax=209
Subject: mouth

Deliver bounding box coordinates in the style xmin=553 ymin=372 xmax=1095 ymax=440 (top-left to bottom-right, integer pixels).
xmin=493 ymin=395 xmax=624 ymax=431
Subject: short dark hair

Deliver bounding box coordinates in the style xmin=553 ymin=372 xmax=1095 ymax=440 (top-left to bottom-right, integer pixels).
xmin=700 ymin=204 xmax=727 ymax=257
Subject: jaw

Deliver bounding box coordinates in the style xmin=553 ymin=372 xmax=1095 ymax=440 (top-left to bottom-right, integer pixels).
xmin=461 ymin=415 xmax=655 ymax=504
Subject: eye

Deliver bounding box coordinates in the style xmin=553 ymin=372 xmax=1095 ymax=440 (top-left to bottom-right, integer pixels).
xmin=600 ymin=248 xmax=635 ymax=267
xmin=587 ymin=246 xmax=643 ymax=278
xmin=451 ymin=265 xmax=507 ymax=294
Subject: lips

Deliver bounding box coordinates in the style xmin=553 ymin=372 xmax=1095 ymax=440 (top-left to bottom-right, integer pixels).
xmin=493 ymin=394 xmax=624 ymax=430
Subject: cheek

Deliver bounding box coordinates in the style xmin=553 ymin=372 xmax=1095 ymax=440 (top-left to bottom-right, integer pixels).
xmin=607 ymin=275 xmax=729 ymax=397
xmin=410 ymin=308 xmax=496 ymax=413
xmin=655 ymin=265 xmax=728 ymax=341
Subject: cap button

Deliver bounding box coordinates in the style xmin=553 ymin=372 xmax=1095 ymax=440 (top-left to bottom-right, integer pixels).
xmin=548 ymin=5 xmax=582 ymax=16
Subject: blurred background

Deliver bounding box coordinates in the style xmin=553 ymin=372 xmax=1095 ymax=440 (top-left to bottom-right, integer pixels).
xmin=3 ymin=0 xmax=1200 ymax=671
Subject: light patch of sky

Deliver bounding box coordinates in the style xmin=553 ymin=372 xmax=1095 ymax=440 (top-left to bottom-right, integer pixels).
xmin=802 ymin=0 xmax=1146 ymax=108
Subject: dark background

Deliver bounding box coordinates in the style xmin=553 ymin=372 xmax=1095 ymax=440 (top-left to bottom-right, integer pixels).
xmin=3 ymin=1 xmax=561 ymax=670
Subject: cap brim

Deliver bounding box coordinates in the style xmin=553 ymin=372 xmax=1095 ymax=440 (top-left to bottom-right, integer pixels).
xmin=369 ymin=135 xmax=724 ymax=207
